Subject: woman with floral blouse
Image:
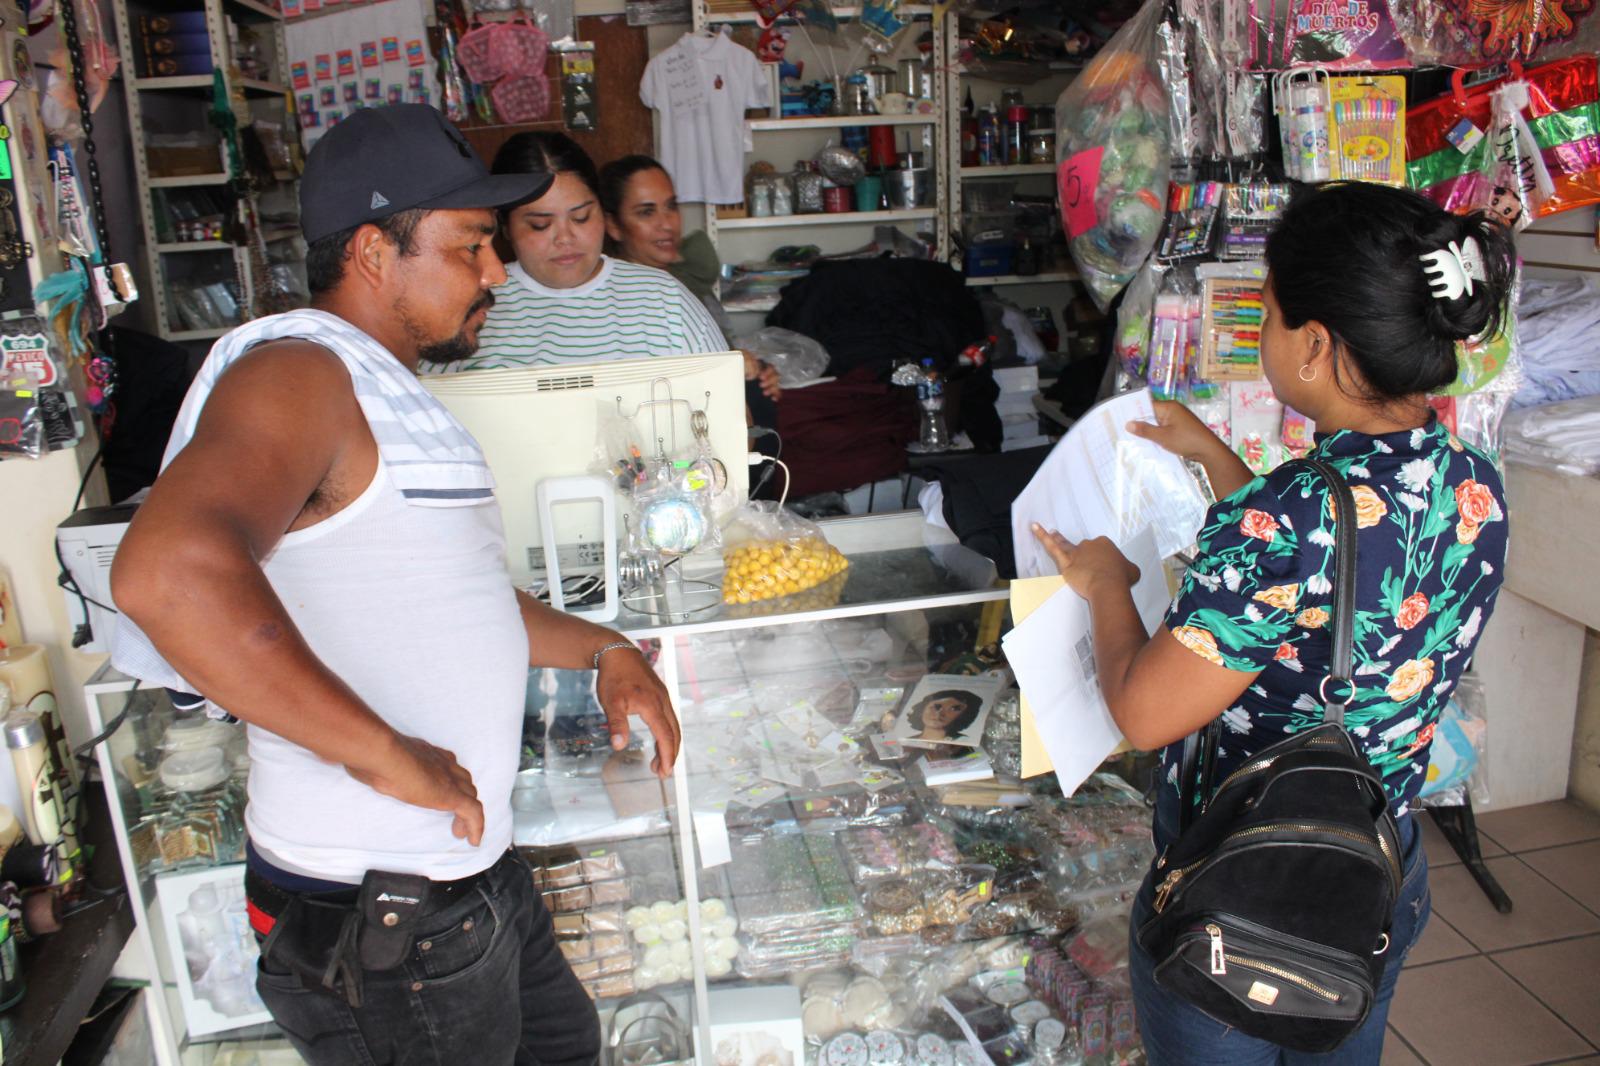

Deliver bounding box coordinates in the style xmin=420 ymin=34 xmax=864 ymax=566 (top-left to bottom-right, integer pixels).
xmin=1032 ymin=182 xmax=1514 ymax=1064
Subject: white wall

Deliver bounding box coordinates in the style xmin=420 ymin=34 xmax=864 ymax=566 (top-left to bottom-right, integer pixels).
xmin=1520 ymin=209 xmax=1600 ymax=278
xmin=0 ymin=440 xmax=109 ymax=749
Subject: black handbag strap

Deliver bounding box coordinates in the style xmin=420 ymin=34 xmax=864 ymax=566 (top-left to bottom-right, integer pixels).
xmin=1180 ymin=457 xmax=1359 ymax=830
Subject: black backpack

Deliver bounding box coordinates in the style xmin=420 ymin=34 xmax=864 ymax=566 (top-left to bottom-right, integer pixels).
xmin=1136 ymin=458 xmax=1404 ymax=1054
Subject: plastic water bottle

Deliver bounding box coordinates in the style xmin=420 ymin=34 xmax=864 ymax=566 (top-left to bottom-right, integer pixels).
xmin=917 ymin=358 xmax=950 ymax=451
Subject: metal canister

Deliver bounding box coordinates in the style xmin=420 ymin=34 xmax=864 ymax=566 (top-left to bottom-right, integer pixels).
xmin=897 ymin=57 xmax=923 ymax=98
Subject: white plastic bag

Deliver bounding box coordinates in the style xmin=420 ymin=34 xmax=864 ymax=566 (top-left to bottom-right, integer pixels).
xmin=737 ymin=327 xmax=830 ymax=387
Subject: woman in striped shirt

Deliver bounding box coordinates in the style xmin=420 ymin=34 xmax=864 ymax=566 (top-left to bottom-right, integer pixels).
xmin=429 ymin=132 xmax=733 ymax=374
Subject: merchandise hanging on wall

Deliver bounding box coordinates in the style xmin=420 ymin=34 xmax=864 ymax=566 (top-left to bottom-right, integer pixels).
xmin=284 ymin=0 xmax=439 ymax=147
xmin=1406 ymin=56 xmax=1600 ymax=225
xmin=558 ymin=40 xmax=598 ymax=131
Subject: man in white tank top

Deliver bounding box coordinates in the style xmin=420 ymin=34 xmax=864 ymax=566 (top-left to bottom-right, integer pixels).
xmin=110 ymin=106 xmax=679 ymax=1066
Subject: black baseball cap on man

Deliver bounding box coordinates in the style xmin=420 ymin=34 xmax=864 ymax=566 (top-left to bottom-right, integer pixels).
xmin=299 ymin=104 xmax=552 ymax=244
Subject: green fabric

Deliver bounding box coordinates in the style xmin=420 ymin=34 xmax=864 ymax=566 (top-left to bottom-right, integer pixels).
xmin=668 ymin=230 xmax=722 ymax=302
xmin=1526 ymin=103 xmax=1600 ymax=151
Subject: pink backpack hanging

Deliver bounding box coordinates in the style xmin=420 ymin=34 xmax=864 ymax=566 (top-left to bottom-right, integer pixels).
xmin=488 ymin=12 xmax=549 ymax=81
xmin=490 ymin=73 xmax=551 ymax=124
xmin=456 ymin=18 xmax=504 ymax=84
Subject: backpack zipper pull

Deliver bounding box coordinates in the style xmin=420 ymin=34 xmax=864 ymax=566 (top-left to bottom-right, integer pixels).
xmin=1153 ymin=868 xmax=1185 ymax=912
xmin=1207 ymin=923 xmax=1226 ymax=975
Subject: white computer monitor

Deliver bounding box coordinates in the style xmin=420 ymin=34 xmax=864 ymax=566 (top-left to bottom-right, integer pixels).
xmin=422 ymin=352 xmax=749 ymax=584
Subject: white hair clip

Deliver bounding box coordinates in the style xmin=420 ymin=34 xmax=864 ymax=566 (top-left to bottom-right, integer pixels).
xmin=1419 ymin=238 xmax=1487 ymax=302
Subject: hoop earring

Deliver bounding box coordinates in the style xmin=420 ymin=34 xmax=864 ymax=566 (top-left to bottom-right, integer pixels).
xmin=1299 ymin=365 xmax=1318 ymax=383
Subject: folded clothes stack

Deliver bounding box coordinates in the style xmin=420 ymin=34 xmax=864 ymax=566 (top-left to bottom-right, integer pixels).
xmin=1514 ymin=276 xmax=1600 ymax=410
xmin=1503 ymin=394 xmax=1600 ymax=475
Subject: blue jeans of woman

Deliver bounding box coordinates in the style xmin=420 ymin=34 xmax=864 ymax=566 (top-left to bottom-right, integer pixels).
xmin=1128 ymin=793 xmax=1429 ymax=1066
xmin=255 ymin=850 xmax=600 ymax=1066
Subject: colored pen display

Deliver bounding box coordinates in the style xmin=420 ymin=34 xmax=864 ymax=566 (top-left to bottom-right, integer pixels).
xmin=1200 ymin=274 xmax=1268 ymax=382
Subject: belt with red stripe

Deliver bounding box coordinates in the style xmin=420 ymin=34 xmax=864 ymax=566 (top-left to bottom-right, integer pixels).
xmin=244 ymin=859 xmax=496 ymax=937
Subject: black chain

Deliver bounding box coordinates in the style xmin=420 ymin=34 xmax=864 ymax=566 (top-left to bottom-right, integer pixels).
xmin=56 ymin=0 xmax=112 ymax=263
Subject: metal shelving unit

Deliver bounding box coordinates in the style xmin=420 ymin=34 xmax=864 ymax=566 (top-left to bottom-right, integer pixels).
xmin=964 ymin=269 xmax=1080 ymax=287
xmin=716 ymin=208 xmax=937 ymax=230
xmin=693 ymin=0 xmax=948 ymax=303
xmin=746 ymin=113 xmax=937 ymax=131
xmin=113 ymin=0 xmax=301 ymax=344
xmin=939 ymin=14 xmax=1080 ymax=294
xmin=959 ymin=162 xmax=1054 ymax=178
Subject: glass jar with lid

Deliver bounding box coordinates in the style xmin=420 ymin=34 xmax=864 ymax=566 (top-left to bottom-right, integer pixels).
xmin=792 ymin=162 xmax=825 ymax=214
xmin=770 ymin=170 xmax=795 ymax=216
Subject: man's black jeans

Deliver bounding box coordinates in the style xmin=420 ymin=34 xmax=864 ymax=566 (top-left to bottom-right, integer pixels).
xmin=255 ymin=850 xmax=601 ymax=1066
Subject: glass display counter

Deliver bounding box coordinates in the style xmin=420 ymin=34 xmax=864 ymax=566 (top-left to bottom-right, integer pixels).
xmin=86 ymin=511 xmax=1151 ymax=1065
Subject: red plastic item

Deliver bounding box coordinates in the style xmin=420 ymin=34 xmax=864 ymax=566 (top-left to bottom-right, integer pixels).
xmin=488 ymin=15 xmax=549 ymax=80
xmin=491 ymin=74 xmax=551 ymax=124
xmin=868 ymin=125 xmax=899 ymax=168
xmin=456 ymin=21 xmax=502 ymax=83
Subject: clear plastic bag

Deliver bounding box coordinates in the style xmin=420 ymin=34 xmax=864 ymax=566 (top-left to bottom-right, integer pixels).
xmin=1113 ymin=257 xmax=1165 ymax=382
xmin=1054 ymin=0 xmax=1172 ymax=311
xmin=1420 ymin=672 xmax=1491 ymax=809
xmin=720 ymin=502 xmax=849 ymax=607
xmin=1386 ymin=0 xmax=1486 ymax=67
xmin=0 ymin=389 xmax=48 ymax=460
xmin=736 ymin=327 xmax=830 ymax=387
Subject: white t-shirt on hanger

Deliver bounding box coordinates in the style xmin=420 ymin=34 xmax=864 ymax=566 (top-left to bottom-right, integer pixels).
xmin=641 ymin=32 xmax=770 ymax=205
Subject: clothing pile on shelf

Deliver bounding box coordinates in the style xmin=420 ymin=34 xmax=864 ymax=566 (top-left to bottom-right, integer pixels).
xmin=1513 ymin=275 xmax=1600 ymax=410
xmin=1503 ymin=395 xmax=1600 ymax=475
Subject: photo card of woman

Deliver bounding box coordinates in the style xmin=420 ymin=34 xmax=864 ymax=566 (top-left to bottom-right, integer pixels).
xmin=889 ymin=674 xmax=1006 ymax=749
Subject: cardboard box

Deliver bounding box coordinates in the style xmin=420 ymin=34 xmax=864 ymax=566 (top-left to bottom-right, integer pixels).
xmin=696 ymin=985 xmax=803 ymax=1066
xmin=144 ymin=32 xmax=212 ymax=55
xmin=139 ymin=11 xmax=209 ymax=34
xmin=148 ymin=143 xmax=223 ymax=177
xmin=141 ymin=53 xmax=215 ymax=77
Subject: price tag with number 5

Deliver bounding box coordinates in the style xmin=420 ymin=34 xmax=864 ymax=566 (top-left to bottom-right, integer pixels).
xmin=1058 ymin=147 xmax=1104 ymax=240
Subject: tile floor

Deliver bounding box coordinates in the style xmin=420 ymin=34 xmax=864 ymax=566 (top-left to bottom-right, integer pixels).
xmin=1385 ymin=799 xmax=1600 ymax=1065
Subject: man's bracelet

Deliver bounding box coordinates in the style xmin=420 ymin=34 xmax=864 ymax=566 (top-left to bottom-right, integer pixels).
xmin=592 ymin=641 xmax=638 ymax=670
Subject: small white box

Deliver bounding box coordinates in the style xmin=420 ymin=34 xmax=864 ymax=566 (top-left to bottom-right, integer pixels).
xmin=993 ymin=366 xmax=1040 ymax=392
xmin=697 ymin=985 xmax=805 ymax=1066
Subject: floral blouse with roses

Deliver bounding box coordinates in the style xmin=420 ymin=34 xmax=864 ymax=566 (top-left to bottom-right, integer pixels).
xmin=1161 ymin=417 xmax=1508 ymax=819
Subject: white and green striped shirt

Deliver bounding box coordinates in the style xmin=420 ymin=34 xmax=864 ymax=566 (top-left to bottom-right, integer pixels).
xmin=435 ymin=257 xmax=727 ymax=373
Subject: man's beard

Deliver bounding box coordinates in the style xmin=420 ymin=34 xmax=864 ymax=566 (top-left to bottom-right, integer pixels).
xmin=405 ymin=291 xmax=495 ymax=366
